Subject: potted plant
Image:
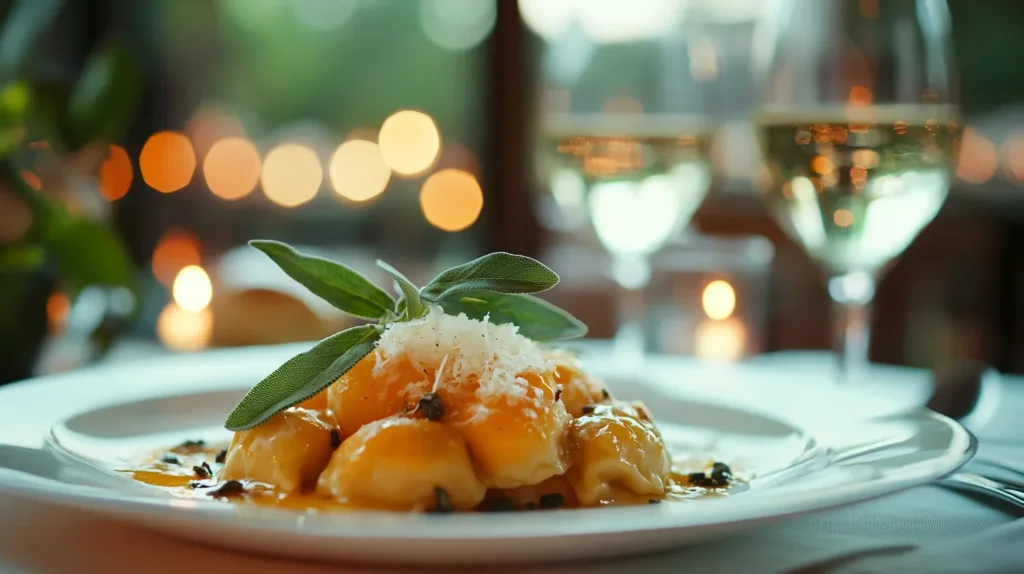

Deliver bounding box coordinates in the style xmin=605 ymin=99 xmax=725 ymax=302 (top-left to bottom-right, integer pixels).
xmin=0 ymin=0 xmax=140 ymax=383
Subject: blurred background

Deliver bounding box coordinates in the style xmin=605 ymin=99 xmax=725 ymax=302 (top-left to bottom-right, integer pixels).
xmin=2 ymin=0 xmax=1024 ymax=384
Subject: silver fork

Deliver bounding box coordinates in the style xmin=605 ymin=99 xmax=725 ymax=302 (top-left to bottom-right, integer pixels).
xmin=940 ymin=472 xmax=1024 ymax=509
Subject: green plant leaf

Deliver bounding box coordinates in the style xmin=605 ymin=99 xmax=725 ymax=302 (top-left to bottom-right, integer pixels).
xmin=436 ymin=290 xmax=587 ymax=342
xmin=47 ymin=218 xmax=135 ymax=296
xmin=225 ymin=324 xmax=380 ymax=431
xmin=376 ymin=259 xmax=423 ymax=319
xmin=0 ymin=0 xmax=67 ymax=86
xmin=65 ymin=39 xmax=141 ymax=149
xmin=250 ymin=240 xmax=393 ymax=320
xmin=420 ymin=252 xmax=559 ymax=302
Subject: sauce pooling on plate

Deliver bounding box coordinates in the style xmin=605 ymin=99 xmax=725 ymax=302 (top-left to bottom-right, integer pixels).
xmin=125 ymin=309 xmax=738 ymax=511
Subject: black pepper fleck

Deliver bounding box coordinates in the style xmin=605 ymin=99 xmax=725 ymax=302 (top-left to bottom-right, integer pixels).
xmin=480 ymin=497 xmax=517 ymax=512
xmin=428 ymin=487 xmax=453 ymax=514
xmin=539 ymin=493 xmax=564 ymax=509
xmin=214 ymin=449 xmax=227 ymax=464
xmin=554 ymin=389 xmax=562 ymax=402
xmin=330 ymin=428 xmax=342 ymax=449
xmin=175 ymin=439 xmax=206 ymax=453
xmin=193 ymin=461 xmax=213 ymax=479
xmin=601 ymin=388 xmax=610 ymax=400
xmin=648 ymin=499 xmax=662 ymax=504
xmin=418 ymin=392 xmax=445 ymax=421
xmin=160 ymin=455 xmax=181 ymax=465
xmin=207 ymin=480 xmax=246 ymax=500
xmin=581 ymin=405 xmax=596 ymax=415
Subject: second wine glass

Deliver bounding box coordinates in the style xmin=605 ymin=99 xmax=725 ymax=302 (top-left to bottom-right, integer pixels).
xmin=753 ymin=0 xmax=961 ymax=382
xmin=532 ymin=10 xmax=716 ymax=363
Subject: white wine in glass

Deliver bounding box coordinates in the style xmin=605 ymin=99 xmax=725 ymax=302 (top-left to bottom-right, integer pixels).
xmin=756 ymin=105 xmax=960 ymax=275
xmin=536 ymin=114 xmax=713 ymax=361
xmin=753 ymin=0 xmax=960 ymax=382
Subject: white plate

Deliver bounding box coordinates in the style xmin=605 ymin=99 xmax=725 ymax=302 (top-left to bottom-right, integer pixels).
xmin=0 ymin=344 xmax=973 ymax=566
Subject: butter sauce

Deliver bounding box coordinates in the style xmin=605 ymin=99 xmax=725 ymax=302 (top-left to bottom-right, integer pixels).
xmin=123 ymin=442 xmax=737 ymax=511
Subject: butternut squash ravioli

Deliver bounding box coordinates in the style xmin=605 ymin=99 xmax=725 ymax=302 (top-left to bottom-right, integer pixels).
xmin=126 ymin=307 xmax=734 ymax=512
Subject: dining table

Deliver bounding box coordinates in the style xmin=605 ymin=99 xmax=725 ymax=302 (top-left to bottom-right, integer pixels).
xmin=1 ymin=346 xmax=1022 ymax=574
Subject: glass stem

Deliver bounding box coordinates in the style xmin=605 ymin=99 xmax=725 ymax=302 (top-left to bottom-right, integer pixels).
xmin=828 ymin=271 xmax=877 ymax=384
xmin=610 ymin=255 xmax=652 ymax=366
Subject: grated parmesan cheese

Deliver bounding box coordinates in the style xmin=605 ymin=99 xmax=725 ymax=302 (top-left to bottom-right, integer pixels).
xmin=374 ymin=306 xmax=549 ymax=403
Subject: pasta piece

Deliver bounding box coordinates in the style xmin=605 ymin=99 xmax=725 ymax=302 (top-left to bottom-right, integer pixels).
xmin=487 ymin=474 xmax=578 ymax=510
xmin=547 ymin=349 xmax=611 ymax=418
xmin=326 ymin=353 xmax=431 ymax=436
xmin=568 ymin=402 xmax=671 ymax=505
xmin=296 ymin=389 xmax=328 ymax=412
xmin=317 ymin=416 xmax=485 ymax=511
xmin=441 ymin=371 xmax=572 ymax=489
xmin=219 ymin=408 xmax=334 ymax=492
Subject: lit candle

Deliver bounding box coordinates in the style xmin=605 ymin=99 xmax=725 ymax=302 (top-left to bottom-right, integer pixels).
xmin=157 ymin=265 xmax=213 ymax=351
xmin=694 ymin=279 xmax=747 ymax=362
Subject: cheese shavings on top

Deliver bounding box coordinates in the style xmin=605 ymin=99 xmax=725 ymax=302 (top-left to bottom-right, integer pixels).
xmin=373 ymin=306 xmax=547 ymax=402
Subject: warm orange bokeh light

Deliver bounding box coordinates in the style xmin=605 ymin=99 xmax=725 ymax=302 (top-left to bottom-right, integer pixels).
xmin=20 ymin=170 xmax=41 ymax=191
xmin=812 ymin=155 xmax=834 ymax=175
xmin=834 ymin=209 xmax=854 ymax=228
xmin=848 ymin=85 xmax=873 ymax=105
xmin=378 ymin=110 xmax=441 ymax=176
xmin=203 ymin=137 xmax=261 ymax=201
xmin=152 ymin=229 xmax=202 ymax=286
xmin=157 ymin=304 xmax=213 ymax=352
xmin=419 ymin=168 xmax=484 ymax=232
xmin=140 ymin=131 xmax=196 ymax=193
xmin=261 ymin=143 xmax=322 ymax=208
xmin=956 ymin=127 xmax=998 ymax=184
xmin=99 ymin=144 xmax=133 ymax=201
xmin=46 ymin=291 xmax=70 ymax=334
xmin=328 ymin=139 xmax=391 ymax=202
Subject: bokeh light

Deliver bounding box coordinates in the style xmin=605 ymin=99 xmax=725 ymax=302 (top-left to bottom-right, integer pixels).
xmin=46 ymin=292 xmax=70 ymax=334
xmin=20 ymin=170 xmax=41 ymax=191
xmin=203 ymin=137 xmax=261 ymax=201
xmin=98 ymin=145 xmax=133 ymax=202
xmin=520 ymin=0 xmax=681 ymax=43
xmin=157 ymin=304 xmax=213 ymax=352
xmin=328 ymin=140 xmax=391 ymax=202
xmin=848 ymin=85 xmax=873 ymax=105
xmin=956 ymin=126 xmax=998 ymax=184
xmin=173 ymin=265 xmax=213 ymax=313
xmin=152 ymin=229 xmax=202 ymax=286
xmin=186 ymin=105 xmax=247 ymax=161
xmin=1003 ymin=133 xmax=1024 ymax=184
xmin=140 ymin=131 xmax=196 ymax=193
xmin=833 ymin=208 xmax=854 ymax=228
xmin=419 ymin=168 xmax=484 ymax=232
xmin=378 ymin=110 xmax=441 ymax=176
xmin=701 ymin=280 xmax=736 ymax=321
xmin=419 ymin=0 xmax=496 ymax=51
xmin=261 ymin=143 xmax=322 ymax=207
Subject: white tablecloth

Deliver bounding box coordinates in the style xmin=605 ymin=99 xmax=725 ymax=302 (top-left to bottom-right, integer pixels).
xmin=2 ymin=351 xmax=1022 ymax=574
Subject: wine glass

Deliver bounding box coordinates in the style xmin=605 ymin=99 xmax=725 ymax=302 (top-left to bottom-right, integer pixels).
xmin=752 ymin=0 xmax=960 ymax=381
xmin=530 ymin=4 xmax=715 ymax=363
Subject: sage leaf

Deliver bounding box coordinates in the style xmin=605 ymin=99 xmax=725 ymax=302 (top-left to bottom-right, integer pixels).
xmin=376 ymin=259 xmax=424 ymax=319
xmin=225 ymin=324 xmax=380 ymax=431
xmin=436 ymin=290 xmax=587 ymax=342
xmin=251 ymin=240 xmax=393 ymax=320
xmin=420 ymin=252 xmax=558 ymax=302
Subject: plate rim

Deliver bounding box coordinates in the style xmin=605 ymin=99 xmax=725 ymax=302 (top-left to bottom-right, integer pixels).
xmin=0 ymin=345 xmax=976 ymax=541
